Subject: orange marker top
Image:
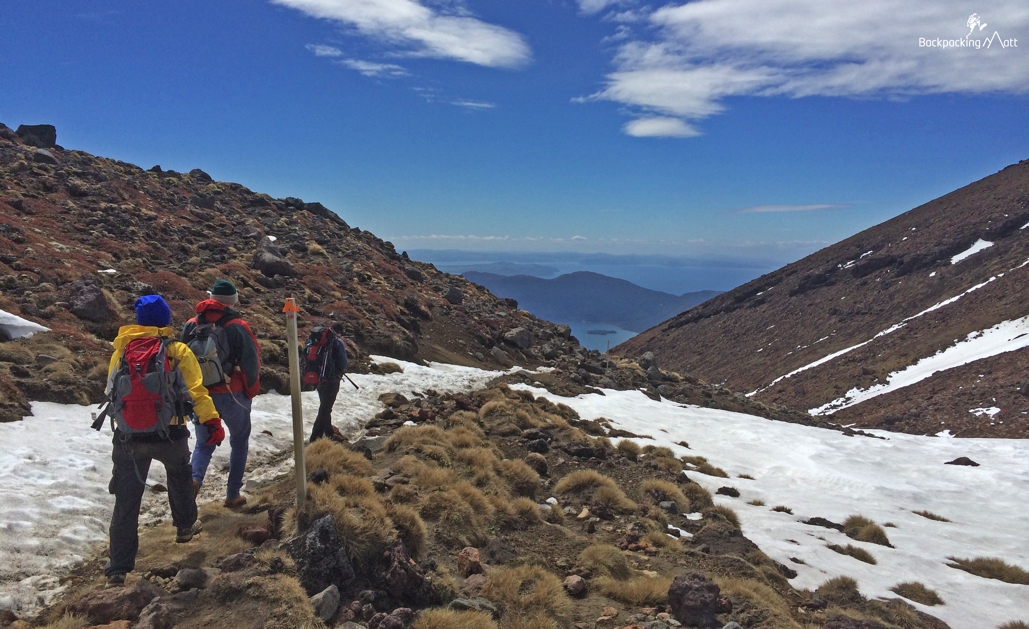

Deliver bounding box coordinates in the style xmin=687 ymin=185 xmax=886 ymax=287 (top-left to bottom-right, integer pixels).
xmin=282 ymin=298 xmax=299 ymax=313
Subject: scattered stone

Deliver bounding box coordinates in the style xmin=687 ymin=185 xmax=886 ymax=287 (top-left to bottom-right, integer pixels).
xmin=34 ymin=354 xmax=59 ymax=367
xmin=563 ymin=575 xmax=587 ymax=598
xmin=457 ymin=547 xmax=484 ymax=577
xmin=525 ymin=438 xmax=549 ymax=454
xmin=310 ymin=584 xmax=341 ymax=622
xmin=251 ymin=236 xmax=297 ymax=277
xmin=283 ymin=514 xmax=356 ymax=595
xmin=378 ymin=392 xmax=410 ymax=408
xmin=238 ymin=524 xmax=273 ymax=545
xmin=802 ymin=517 xmax=844 ymax=531
xmin=308 ymin=469 xmax=330 ymax=484
xmin=450 ymin=597 xmax=499 ymax=618
xmin=135 ymin=598 xmax=172 ymax=629
xmin=172 ymin=568 xmax=208 ymax=592
xmin=444 ymin=285 xmax=464 ymax=304
xmin=658 ymin=501 xmax=678 ymax=514
xmin=945 ymin=457 xmax=979 ymax=467
xmin=67 ymin=275 xmax=116 ymax=323
xmin=503 ymin=327 xmax=531 ymax=349
xmin=715 ymin=487 xmax=739 ymax=498
xmin=524 ymin=452 xmax=549 ymax=476
xmin=490 ymin=346 xmax=511 ymax=366
xmin=67 ymin=579 xmax=166 ymax=625
xmin=667 ymin=573 xmax=726 ymax=629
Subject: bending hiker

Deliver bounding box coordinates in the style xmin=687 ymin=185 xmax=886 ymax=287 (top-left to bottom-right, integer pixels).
xmin=183 ymin=280 xmax=261 ymax=508
xmin=98 ymin=295 xmax=222 ymax=587
xmin=306 ymin=322 xmax=349 ymax=442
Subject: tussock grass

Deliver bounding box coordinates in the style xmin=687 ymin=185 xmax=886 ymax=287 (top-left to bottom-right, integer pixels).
xmin=707 ymin=505 xmax=740 ymax=529
xmin=578 ymin=544 xmax=632 ymax=580
xmin=554 ymin=470 xmax=617 ymax=494
xmin=681 ymin=483 xmax=714 ymax=511
xmin=747 ymin=499 xmax=765 ymax=506
xmin=946 ymin=557 xmax=1029 ymax=584
xmin=595 ymin=575 xmax=673 ymax=605
xmin=484 ymin=565 xmax=571 ymax=621
xmin=644 ymin=445 xmax=676 ymax=458
xmin=816 ymin=576 xmax=865 ymax=605
xmin=890 ymin=581 xmax=943 ymax=606
xmin=827 ymin=544 xmax=877 ymax=565
xmin=420 ymin=490 xmax=487 ymax=546
xmin=843 ymin=515 xmax=892 ymax=547
xmin=511 ymin=497 xmax=543 ymax=526
xmin=641 ymin=479 xmax=690 ymax=512
xmin=452 ymin=481 xmax=495 ymax=519
xmin=386 ymin=502 xmax=427 ymax=560
xmin=998 ymin=623 xmax=1029 ymax=629
xmin=694 ymin=462 xmax=729 ymax=478
xmin=616 ymin=440 xmax=641 ymax=460
xmin=650 ymin=456 xmax=684 ymax=473
xmin=771 ymin=505 xmax=793 ymax=514
xmin=541 ymin=503 xmax=564 ymax=525
xmin=328 ymin=474 xmax=375 ymax=499
xmin=716 ymin=578 xmax=800 ymax=628
xmin=40 ymin=615 xmax=89 ymax=629
xmin=390 ymin=484 xmax=417 ymax=504
xmin=499 ymin=459 xmax=541 ymax=498
xmin=737 ymin=473 xmax=755 ymax=480
xmin=413 ymin=609 xmax=498 ymax=629
xmin=913 ymin=510 xmax=950 ymax=522
xmin=592 ymin=485 xmax=638 ymax=514
xmin=304 ymin=439 xmax=373 ymax=477
xmin=645 ymin=530 xmax=673 ymax=548
xmin=307 ymin=484 xmax=396 ymax=569
xmin=447 ymin=426 xmax=488 ymax=449
xmin=375 ymin=362 xmax=404 ymax=374
xmin=501 ymin=614 xmax=560 ymax=629
xmin=680 ymin=455 xmax=708 ymax=465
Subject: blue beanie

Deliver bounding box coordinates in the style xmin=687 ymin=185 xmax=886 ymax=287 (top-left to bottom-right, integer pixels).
xmin=135 ymin=294 xmax=172 ymax=327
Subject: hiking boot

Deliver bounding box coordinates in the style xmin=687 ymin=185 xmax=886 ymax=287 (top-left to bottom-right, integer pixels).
xmin=328 ymin=426 xmax=346 ymax=443
xmin=224 ymin=496 xmax=247 ymax=509
xmin=192 ymin=479 xmax=200 ymax=499
xmin=105 ymin=573 xmax=126 ymax=588
xmin=176 ymin=520 xmax=203 ymax=543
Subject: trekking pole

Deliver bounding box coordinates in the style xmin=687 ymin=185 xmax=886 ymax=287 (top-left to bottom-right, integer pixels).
xmin=282 ymin=297 xmax=307 ymax=509
xmin=343 ymin=373 xmax=360 ymax=390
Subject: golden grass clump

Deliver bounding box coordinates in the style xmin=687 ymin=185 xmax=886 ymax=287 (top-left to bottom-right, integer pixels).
xmin=737 ymin=473 xmax=755 ymax=480
xmin=307 ymin=483 xmax=397 ymax=569
xmin=542 ymin=503 xmax=565 ymax=525
xmin=329 ymin=475 xmax=376 ymax=499
xmin=889 ymin=581 xmax=943 ymax=606
xmin=447 ymin=426 xmax=487 ymax=449
xmin=453 ymin=481 xmax=496 ymax=519
xmin=386 ymin=426 xmax=455 ymax=463
xmin=395 ymin=457 xmax=459 ymax=490
xmin=707 ymin=505 xmax=740 ymax=529
xmin=827 ymin=544 xmax=877 ymax=565
xmin=413 ymin=609 xmax=498 ymax=629
xmin=306 ymin=242 xmax=327 ymax=256
xmin=645 ymin=445 xmax=676 ymax=458
xmin=913 ymin=510 xmax=950 ymax=522
xmin=681 ymin=483 xmax=714 ymax=511
xmin=304 ymin=439 xmax=373 ymax=477
xmin=616 ymin=439 xmax=642 ymax=460
xmin=375 ymin=361 xmax=404 ymax=374
xmin=771 ymin=505 xmax=793 ymax=514
xmin=645 ymin=530 xmax=672 ymax=548
xmin=946 ymin=557 xmax=1029 ymax=585
xmin=553 ymin=470 xmax=616 ymax=494
xmin=499 ymin=459 xmax=541 ymax=498
xmin=446 ymin=410 xmax=484 ymax=431
xmin=386 ymin=502 xmax=427 ymax=560
xmin=651 ymin=456 xmax=684 ymax=474
xmin=816 ymin=576 xmax=864 ymax=605
xmin=500 ymin=614 xmax=561 ymax=629
xmin=478 ymin=399 xmax=512 ymax=420
xmin=747 ymin=499 xmax=765 ymax=506
xmin=998 ymin=623 xmax=1029 ymax=629
xmin=484 ymin=565 xmax=571 ymax=621
xmin=592 ymin=485 xmax=638 ymax=514
xmin=420 ymin=490 xmax=488 ymax=546
xmin=40 ymin=615 xmax=89 ymax=629
xmin=511 ymin=497 xmax=543 ymax=526
xmin=595 ymin=574 xmax=673 ymax=605
xmin=390 ymin=484 xmax=417 ymax=504
xmin=716 ymin=578 xmax=795 ymax=620
xmin=843 ymin=515 xmax=892 ymax=547
xmin=640 ymin=479 xmax=690 ymax=512
xmin=693 ymin=462 xmax=730 ymax=478
xmin=578 ymin=544 xmax=632 ymax=580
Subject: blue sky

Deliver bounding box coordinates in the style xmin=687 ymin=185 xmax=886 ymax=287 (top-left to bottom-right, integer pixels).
xmin=2 ymin=0 xmax=1027 ymax=265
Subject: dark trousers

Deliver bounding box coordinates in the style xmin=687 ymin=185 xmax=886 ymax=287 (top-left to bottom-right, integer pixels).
xmin=105 ymin=436 xmax=196 ymax=576
xmin=310 ymin=378 xmax=341 ymax=441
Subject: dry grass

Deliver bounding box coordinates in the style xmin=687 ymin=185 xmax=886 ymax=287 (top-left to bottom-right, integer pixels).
xmin=375 ymin=362 xmax=404 ymax=374
xmin=737 ymin=473 xmax=755 ymax=480
xmin=592 ymin=485 xmax=638 ymax=514
xmin=304 ymin=439 xmax=373 ymax=477
xmin=447 ymin=426 xmax=488 ymax=449
xmin=946 ymin=557 xmax=1029 ymax=584
xmin=386 ymin=503 xmax=427 ymax=560
xmin=500 ymin=614 xmax=561 ymax=629
xmin=511 ymin=497 xmax=543 ymax=526
xmin=650 ymin=456 xmax=684 ymax=474
xmin=307 ymin=484 xmax=396 ymax=569
xmin=716 ymin=578 xmax=800 ymax=628
xmin=328 ymin=474 xmax=375 ymax=499
xmin=707 ymin=505 xmax=740 ymax=529
xmin=645 ymin=530 xmax=673 ymax=548
xmin=579 ymin=544 xmax=632 ymax=580
xmin=827 ymin=544 xmax=877 ymax=565
xmin=414 ymin=609 xmax=498 ymax=629
xmin=645 ymin=446 xmax=676 ymax=458
xmin=616 ymin=440 xmax=641 ymax=460
xmin=420 ymin=490 xmax=488 ymax=546
xmin=386 ymin=425 xmax=452 ymax=455
xmin=40 ymin=615 xmax=89 ymax=629
xmin=453 ymin=481 xmax=496 ymax=519
xmin=747 ymin=499 xmax=765 ymax=506
xmin=913 ymin=510 xmax=950 ymax=522
xmin=594 ymin=575 xmax=673 ymax=605
xmin=890 ymin=582 xmax=944 ymax=606
xmin=499 ymin=459 xmax=541 ymax=498
xmin=816 ymin=576 xmax=865 ymax=605
xmin=998 ymin=623 xmax=1029 ymax=629
xmin=771 ymin=505 xmax=793 ymax=514
xmin=484 ymin=565 xmax=571 ymax=621
xmin=390 ymin=484 xmax=417 ymax=504
xmin=694 ymin=462 xmax=729 ymax=478
xmin=554 ymin=470 xmax=617 ymax=495
xmin=681 ymin=483 xmax=714 ymax=511
xmin=843 ymin=515 xmax=892 ymax=547
xmin=640 ymin=479 xmax=690 ymax=512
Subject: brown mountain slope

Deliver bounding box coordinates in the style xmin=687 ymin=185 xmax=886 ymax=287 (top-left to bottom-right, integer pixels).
xmin=0 ymin=123 xmax=584 ymax=422
xmin=615 ymin=159 xmax=1029 ymax=438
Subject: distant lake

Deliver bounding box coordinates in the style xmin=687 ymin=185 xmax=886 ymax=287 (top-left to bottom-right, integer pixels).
xmin=566 ymin=321 xmax=637 ymax=353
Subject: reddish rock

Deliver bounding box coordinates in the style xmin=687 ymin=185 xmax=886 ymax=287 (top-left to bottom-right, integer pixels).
xmin=563 ymin=574 xmax=587 ymax=598
xmin=238 ymin=524 xmax=273 ymax=545
xmin=457 ymin=547 xmax=484 ymax=577
xmin=67 ymin=580 xmax=166 ymax=624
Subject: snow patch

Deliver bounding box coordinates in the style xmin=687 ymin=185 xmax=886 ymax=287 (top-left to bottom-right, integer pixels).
xmin=951 ymin=239 xmax=993 ymax=264
xmin=0 ymin=309 xmax=49 ymax=339
xmin=97 ymin=269 xmax=117 ymax=274
xmin=970 ymin=407 xmax=1001 ymax=418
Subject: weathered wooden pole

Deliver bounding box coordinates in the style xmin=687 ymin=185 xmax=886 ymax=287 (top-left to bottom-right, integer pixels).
xmin=283 ymin=297 xmax=306 ymax=508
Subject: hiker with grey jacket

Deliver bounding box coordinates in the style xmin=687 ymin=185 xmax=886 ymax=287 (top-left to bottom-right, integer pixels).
xmin=307 ymin=322 xmax=349 ymax=442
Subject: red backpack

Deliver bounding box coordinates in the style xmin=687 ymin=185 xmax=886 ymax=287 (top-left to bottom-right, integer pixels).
xmin=92 ymin=337 xmax=189 ymax=436
xmin=302 ymin=327 xmax=334 ymax=386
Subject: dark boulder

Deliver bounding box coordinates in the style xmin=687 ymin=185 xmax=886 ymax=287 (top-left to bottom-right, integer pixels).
xmin=33 ymin=149 xmax=59 ymax=165
xmin=444 ymin=286 xmax=464 ymax=305
xmin=822 ymin=615 xmax=889 ymax=629
xmin=283 ymin=514 xmax=356 ymax=595
xmin=67 ymin=579 xmax=166 ymax=624
xmin=251 ymin=237 xmax=297 ymax=277
xmin=667 ymin=573 xmax=729 ymax=628
xmin=945 ymin=457 xmax=979 ymax=467
xmin=67 ymin=275 xmax=116 ymax=323
xmin=16 ymin=124 xmax=57 ymax=148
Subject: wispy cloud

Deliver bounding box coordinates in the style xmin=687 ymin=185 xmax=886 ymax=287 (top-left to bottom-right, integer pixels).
xmin=580 ymin=0 xmax=1029 ymax=137
xmin=737 ymin=203 xmax=849 ymax=214
xmin=305 ymin=43 xmax=343 ymax=57
xmin=624 ymin=117 xmax=699 ymax=138
xmin=273 ymin=0 xmax=531 ymax=68
xmin=338 ymin=58 xmax=409 ymax=77
xmin=450 ymin=99 xmax=496 ymax=110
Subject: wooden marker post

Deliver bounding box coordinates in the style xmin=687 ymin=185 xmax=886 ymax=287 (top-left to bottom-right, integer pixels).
xmin=283 ymin=297 xmax=306 ymax=508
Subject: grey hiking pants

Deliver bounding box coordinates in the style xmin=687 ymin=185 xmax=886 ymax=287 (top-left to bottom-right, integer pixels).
xmin=105 ymin=435 xmax=196 ymax=577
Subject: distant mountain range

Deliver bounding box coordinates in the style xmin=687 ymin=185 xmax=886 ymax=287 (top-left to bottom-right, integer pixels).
xmin=616 ymin=158 xmax=1029 ymax=438
xmin=462 ymin=270 xmax=720 ymax=333
xmin=442 ymin=261 xmax=559 ymax=277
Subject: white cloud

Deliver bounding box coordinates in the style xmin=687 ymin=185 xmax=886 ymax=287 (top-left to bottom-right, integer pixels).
xmin=623 ymin=116 xmax=699 ymax=137
xmin=338 ymin=58 xmax=409 ymax=77
xmin=305 ymin=43 xmax=343 ymax=56
xmin=738 ymin=203 xmax=849 ymax=213
xmin=273 ymin=0 xmax=531 ymax=68
xmin=450 ymin=99 xmax=496 ymax=109
xmin=583 ymin=0 xmax=1029 ymax=137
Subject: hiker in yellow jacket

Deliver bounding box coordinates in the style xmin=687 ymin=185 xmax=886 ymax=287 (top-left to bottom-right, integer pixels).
xmin=101 ymin=295 xmax=222 ymax=588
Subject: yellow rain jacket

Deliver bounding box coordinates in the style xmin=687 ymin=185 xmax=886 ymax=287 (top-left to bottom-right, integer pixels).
xmin=107 ymin=325 xmax=219 ymax=425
